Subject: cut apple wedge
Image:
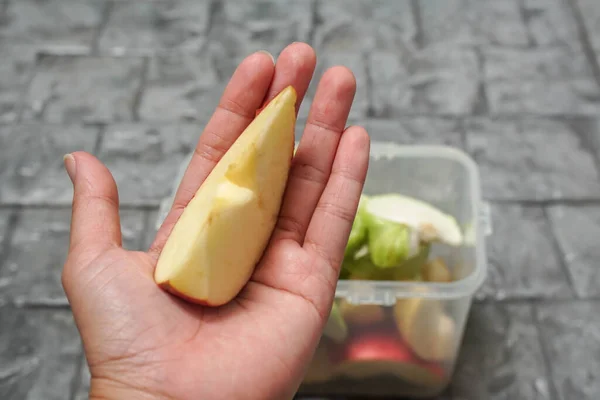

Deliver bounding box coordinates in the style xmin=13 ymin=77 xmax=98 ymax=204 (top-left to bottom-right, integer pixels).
xmin=343 ymin=246 xmax=427 ymax=282
xmin=154 ymin=86 xmax=297 ymax=306
xmin=343 ymin=195 xmax=370 ymax=259
xmin=338 ymin=299 xmax=385 ymax=326
xmin=364 ymin=194 xmax=463 ymax=246
xmin=332 ymin=331 xmax=446 ymax=387
xmin=422 ymin=257 xmax=453 ymax=283
xmin=393 ymin=296 xmax=457 ymax=362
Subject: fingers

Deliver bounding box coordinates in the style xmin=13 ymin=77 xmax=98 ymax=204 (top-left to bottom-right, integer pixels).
xmin=64 ymin=151 xmax=122 ymax=257
xmin=149 ymin=50 xmax=275 ymax=257
xmin=149 ymin=43 xmax=317 ymax=259
xmin=272 ymin=66 xmax=357 ymax=244
xmin=262 ymin=42 xmax=316 ymax=114
xmin=171 ymin=51 xmax=275 ymax=210
xmin=303 ymin=126 xmax=370 ymax=277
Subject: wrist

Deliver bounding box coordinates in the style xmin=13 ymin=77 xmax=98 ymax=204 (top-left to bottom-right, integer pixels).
xmin=89 ymin=377 xmax=167 ymax=400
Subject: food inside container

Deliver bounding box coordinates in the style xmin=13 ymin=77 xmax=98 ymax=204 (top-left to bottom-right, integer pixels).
xmin=299 ymin=189 xmax=475 ymax=398
xmin=340 ymin=193 xmax=461 ymax=282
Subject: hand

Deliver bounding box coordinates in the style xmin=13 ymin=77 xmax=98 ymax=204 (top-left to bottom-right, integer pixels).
xmin=61 ymin=42 xmax=370 ymax=400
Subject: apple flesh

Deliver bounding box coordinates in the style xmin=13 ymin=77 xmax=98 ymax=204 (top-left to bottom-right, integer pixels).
xmin=364 ymin=193 xmax=463 ymax=246
xmin=338 ymin=299 xmax=385 ymax=326
xmin=393 ymin=297 xmax=457 ymax=362
xmin=422 ymin=257 xmax=452 ymax=283
xmin=332 ymin=331 xmax=445 ymax=387
xmin=154 ymin=86 xmax=297 ymax=306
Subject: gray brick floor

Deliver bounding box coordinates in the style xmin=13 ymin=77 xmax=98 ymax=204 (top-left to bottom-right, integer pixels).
xmin=1 ymin=0 xmax=599 ymax=399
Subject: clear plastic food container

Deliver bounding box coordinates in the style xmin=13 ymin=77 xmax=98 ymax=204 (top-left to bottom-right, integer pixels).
xmin=155 ymin=142 xmax=489 ymax=399
xmin=297 ymin=143 xmax=489 ymax=398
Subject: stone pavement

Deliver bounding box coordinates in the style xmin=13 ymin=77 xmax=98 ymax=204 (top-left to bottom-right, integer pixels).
xmin=1 ymin=0 xmax=600 ymax=399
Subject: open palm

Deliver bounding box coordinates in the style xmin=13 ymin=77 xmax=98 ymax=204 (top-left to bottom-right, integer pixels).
xmin=61 ymin=42 xmax=370 ymax=400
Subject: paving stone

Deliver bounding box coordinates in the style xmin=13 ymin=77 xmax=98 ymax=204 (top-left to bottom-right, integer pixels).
xmin=571 ymin=0 xmax=600 ymax=52
xmin=523 ymin=0 xmax=581 ymax=48
xmin=368 ymin=46 xmax=479 ymax=116
xmin=98 ymin=123 xmax=200 ymax=206
xmin=0 ymin=304 xmax=82 ymax=400
xmin=476 ymin=203 xmax=572 ymax=300
xmin=0 ymin=208 xmax=145 ymax=305
xmin=142 ymin=209 xmax=159 ymax=252
xmin=465 ymin=118 xmax=600 ymax=200
xmin=572 ymin=115 xmax=600 ymax=146
xmin=0 ymin=209 xmax=11 ymax=260
xmin=299 ymin=52 xmax=369 ymax=120
xmin=99 ymin=0 xmax=211 ymax=52
xmin=483 ymin=47 xmax=592 ymax=82
xmin=359 ymin=117 xmax=464 ymax=148
xmin=314 ymin=0 xmax=415 ymax=52
xmin=22 ymin=54 xmax=145 ymax=123
xmin=208 ymin=0 xmax=313 ymax=69
xmin=536 ymin=301 xmax=600 ymax=400
xmin=418 ymin=0 xmax=529 ymax=47
xmin=483 ymin=46 xmax=600 ymax=116
xmin=419 ymin=0 xmax=583 ymax=48
xmin=138 ymin=49 xmax=223 ymax=122
xmin=581 ymin=118 xmax=600 ymax=163
xmin=418 ymin=0 xmax=599 ymax=116
xmin=0 ymin=43 xmax=37 ymax=122
xmin=0 ymin=0 xmax=104 ymax=49
xmin=72 ymin=355 xmax=91 ymax=400
xmin=481 ymin=0 xmax=600 ymax=116
xmin=487 ymin=78 xmax=600 ymax=116
xmin=547 ymin=205 xmax=600 ymax=298
xmin=119 ymin=210 xmax=147 ymax=252
xmin=0 ymin=124 xmax=98 ymax=205
xmin=451 ymin=303 xmax=552 ymax=400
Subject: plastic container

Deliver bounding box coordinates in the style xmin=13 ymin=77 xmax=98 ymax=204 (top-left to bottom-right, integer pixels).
xmin=155 ymin=142 xmax=489 ymax=399
xmin=297 ymin=143 xmax=489 ymax=398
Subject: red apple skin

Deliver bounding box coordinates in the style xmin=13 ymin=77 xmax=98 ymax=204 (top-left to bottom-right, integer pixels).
xmin=344 ymin=332 xmax=416 ymax=363
xmin=336 ymin=331 xmax=446 ymax=383
xmin=159 ymin=281 xmax=215 ymax=306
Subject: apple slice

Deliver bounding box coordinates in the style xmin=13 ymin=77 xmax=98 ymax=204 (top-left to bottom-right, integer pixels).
xmin=154 ymin=86 xmax=297 ymax=306
xmin=338 ymin=299 xmax=385 ymax=326
xmin=393 ymin=297 xmax=457 ymax=362
xmin=343 ymin=246 xmax=427 ymax=282
xmin=332 ymin=331 xmax=446 ymax=388
xmin=364 ymin=193 xmax=463 ymax=246
xmin=422 ymin=257 xmax=452 ymax=283
xmin=343 ymin=195 xmax=370 ymax=259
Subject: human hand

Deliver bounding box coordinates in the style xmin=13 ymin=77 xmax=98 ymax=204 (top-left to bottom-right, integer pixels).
xmin=61 ymin=42 xmax=370 ymax=400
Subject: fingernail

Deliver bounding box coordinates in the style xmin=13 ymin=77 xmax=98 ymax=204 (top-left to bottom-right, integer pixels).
xmin=257 ymin=50 xmax=275 ymax=64
xmin=63 ymin=153 xmax=76 ymax=183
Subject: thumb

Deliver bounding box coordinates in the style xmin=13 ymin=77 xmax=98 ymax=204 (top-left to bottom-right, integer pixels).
xmin=64 ymin=151 xmax=122 ymax=258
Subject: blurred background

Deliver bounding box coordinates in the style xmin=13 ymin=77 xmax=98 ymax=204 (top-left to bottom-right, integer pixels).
xmin=1 ymin=0 xmax=600 ymax=399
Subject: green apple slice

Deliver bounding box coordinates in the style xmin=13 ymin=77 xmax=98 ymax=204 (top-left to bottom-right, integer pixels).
xmin=343 ymin=195 xmax=370 ymax=259
xmin=323 ymin=302 xmax=348 ymax=343
xmin=365 ymin=215 xmax=424 ymax=269
xmin=364 ymin=194 xmax=463 ymax=246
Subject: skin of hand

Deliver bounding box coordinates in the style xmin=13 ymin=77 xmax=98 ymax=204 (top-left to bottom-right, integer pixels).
xmin=61 ymin=42 xmax=370 ymax=400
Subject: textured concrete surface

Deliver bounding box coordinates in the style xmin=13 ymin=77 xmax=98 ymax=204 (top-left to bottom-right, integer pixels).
xmin=1 ymin=0 xmax=600 ymax=399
